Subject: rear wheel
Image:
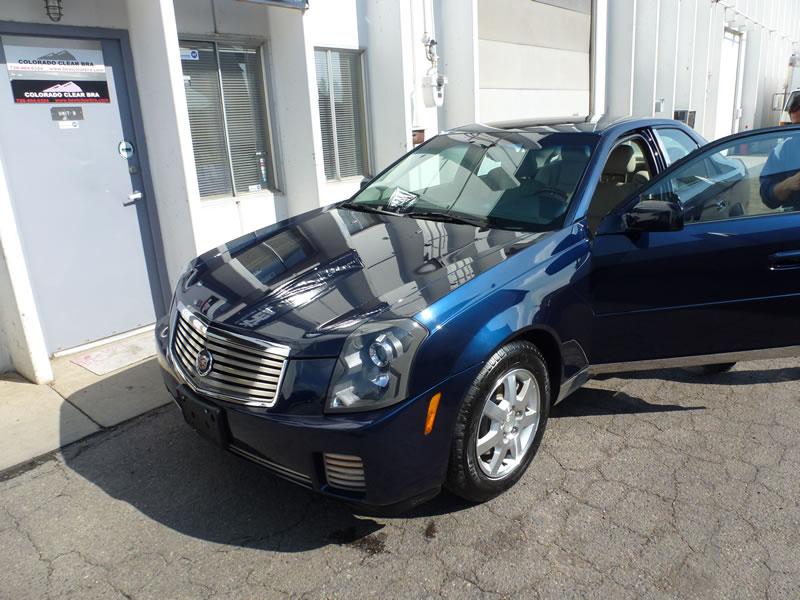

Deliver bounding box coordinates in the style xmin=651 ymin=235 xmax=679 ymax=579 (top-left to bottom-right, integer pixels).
xmin=446 ymin=341 xmax=550 ymax=502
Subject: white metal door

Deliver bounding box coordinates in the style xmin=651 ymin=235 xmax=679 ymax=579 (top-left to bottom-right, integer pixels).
xmin=0 ymin=34 xmax=159 ymax=353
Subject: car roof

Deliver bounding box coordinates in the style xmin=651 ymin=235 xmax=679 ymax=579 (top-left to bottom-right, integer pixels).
xmin=449 ymin=116 xmax=686 ymax=138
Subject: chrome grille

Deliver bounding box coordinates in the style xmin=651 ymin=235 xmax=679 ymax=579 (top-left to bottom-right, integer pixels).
xmin=229 ymin=445 xmax=312 ymax=488
xmin=171 ymin=308 xmax=288 ymax=407
xmin=324 ymin=453 xmax=366 ymax=491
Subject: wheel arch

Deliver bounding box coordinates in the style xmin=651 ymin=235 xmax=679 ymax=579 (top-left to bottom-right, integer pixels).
xmin=499 ymin=325 xmax=564 ymax=404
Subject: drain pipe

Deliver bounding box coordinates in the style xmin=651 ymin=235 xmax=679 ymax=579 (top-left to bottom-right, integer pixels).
xmin=587 ymin=0 xmax=608 ymax=123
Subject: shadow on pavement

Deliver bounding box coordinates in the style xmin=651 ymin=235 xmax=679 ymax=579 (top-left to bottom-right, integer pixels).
xmin=551 ymin=387 xmax=705 ymax=419
xmin=606 ymin=365 xmax=800 ymax=386
xmin=59 ymin=372 xmax=471 ymax=553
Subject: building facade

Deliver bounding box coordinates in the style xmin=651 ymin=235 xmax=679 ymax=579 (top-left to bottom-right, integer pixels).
xmin=0 ymin=0 xmax=797 ymax=383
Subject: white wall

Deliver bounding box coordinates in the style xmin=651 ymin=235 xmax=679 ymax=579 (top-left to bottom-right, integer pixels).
xmin=477 ymin=0 xmax=591 ymax=122
xmin=0 ymin=0 xmax=128 ymax=28
xmin=605 ymin=0 xmax=635 ymax=117
xmin=265 ymin=7 xmax=323 ymax=217
xmin=437 ymin=0 xmax=480 ymax=129
xmin=0 ymin=319 xmax=10 ymax=375
xmin=654 ymin=0 xmax=679 ymax=118
xmin=608 ymin=0 xmax=800 ymax=139
xmin=125 ymin=0 xmax=202 ymax=285
xmin=0 ymin=153 xmax=53 ymax=383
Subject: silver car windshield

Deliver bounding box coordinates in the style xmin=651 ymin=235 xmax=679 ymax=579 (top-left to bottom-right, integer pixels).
xmin=349 ymin=131 xmax=597 ymax=231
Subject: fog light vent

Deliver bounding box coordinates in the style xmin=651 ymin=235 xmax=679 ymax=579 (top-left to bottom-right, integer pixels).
xmin=324 ymin=453 xmax=365 ymax=491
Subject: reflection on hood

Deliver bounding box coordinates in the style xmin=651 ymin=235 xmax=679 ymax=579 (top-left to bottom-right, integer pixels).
xmin=178 ymin=206 xmax=544 ymax=356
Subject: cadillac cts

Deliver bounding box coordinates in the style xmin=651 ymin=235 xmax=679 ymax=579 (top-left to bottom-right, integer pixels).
xmin=156 ymin=118 xmax=800 ymax=509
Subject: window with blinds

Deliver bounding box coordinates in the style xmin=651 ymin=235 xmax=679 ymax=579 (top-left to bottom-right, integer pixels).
xmin=180 ymin=40 xmax=273 ymax=198
xmin=314 ymin=48 xmax=369 ymax=180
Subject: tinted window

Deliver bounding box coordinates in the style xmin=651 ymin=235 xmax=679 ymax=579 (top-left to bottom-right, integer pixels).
xmin=653 ymin=128 xmax=698 ymax=166
xmin=640 ymin=130 xmax=800 ymax=224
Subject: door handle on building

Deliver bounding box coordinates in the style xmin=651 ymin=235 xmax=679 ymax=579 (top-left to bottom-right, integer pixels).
xmin=123 ymin=191 xmax=143 ymax=206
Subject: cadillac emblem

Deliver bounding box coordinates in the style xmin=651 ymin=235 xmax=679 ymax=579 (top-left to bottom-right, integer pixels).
xmin=195 ymin=349 xmax=213 ymax=376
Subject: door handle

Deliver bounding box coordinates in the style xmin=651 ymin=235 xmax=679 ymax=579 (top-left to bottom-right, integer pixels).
xmin=769 ymin=250 xmax=800 ymax=270
xmin=123 ymin=191 xmax=143 ymax=206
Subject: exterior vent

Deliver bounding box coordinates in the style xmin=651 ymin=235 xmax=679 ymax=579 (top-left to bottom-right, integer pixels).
xmin=324 ymin=453 xmax=366 ymax=491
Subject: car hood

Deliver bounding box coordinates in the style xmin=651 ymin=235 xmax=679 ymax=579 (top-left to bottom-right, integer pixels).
xmin=177 ymin=205 xmax=546 ymax=357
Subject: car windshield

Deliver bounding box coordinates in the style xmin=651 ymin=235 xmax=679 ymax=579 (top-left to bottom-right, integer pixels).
xmin=347 ymin=131 xmax=597 ymax=232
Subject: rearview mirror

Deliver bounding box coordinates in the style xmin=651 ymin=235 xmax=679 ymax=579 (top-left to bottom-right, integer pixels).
xmin=597 ymin=194 xmax=684 ymax=235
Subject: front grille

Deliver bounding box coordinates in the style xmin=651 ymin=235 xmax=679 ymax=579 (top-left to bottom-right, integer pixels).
xmin=171 ymin=308 xmax=288 ymax=407
xmin=324 ymin=453 xmax=366 ymax=491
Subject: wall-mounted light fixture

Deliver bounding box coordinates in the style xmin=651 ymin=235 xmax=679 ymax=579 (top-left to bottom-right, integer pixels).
xmin=44 ymin=0 xmax=64 ymax=22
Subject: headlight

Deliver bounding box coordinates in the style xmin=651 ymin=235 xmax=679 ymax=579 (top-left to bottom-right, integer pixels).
xmin=327 ymin=319 xmax=428 ymax=412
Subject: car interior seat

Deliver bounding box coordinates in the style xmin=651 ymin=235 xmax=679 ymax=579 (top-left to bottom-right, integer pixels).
xmin=586 ymin=145 xmax=643 ymax=233
xmin=534 ymin=146 xmax=590 ymax=196
xmin=488 ymin=150 xmax=564 ymax=225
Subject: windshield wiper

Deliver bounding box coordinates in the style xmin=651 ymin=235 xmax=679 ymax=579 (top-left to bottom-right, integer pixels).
xmin=402 ymin=210 xmax=489 ymax=228
xmin=339 ymin=201 xmax=399 ymax=216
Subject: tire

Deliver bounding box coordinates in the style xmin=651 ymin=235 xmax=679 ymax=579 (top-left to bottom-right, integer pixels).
xmin=446 ymin=341 xmax=551 ymax=503
xmin=686 ymin=362 xmax=736 ymax=375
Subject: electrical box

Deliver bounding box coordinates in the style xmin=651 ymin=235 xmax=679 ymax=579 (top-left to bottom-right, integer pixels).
xmin=422 ymin=74 xmax=447 ymax=108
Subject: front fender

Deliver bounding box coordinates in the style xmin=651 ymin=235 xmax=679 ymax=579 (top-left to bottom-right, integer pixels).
xmin=412 ymin=229 xmax=591 ymax=396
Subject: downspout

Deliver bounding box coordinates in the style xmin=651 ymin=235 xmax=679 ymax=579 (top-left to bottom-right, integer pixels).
xmin=587 ymin=0 xmax=608 ymax=122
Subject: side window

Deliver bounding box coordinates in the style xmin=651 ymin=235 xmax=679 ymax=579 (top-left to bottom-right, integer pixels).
xmin=640 ymin=130 xmax=800 ymax=224
xmin=653 ymin=128 xmax=699 ymax=166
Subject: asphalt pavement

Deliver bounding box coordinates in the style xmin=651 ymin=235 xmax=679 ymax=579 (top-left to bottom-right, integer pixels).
xmin=1 ymin=358 xmax=799 ymax=599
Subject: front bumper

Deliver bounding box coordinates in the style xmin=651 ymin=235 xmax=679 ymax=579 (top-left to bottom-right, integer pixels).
xmin=156 ymin=317 xmax=479 ymax=508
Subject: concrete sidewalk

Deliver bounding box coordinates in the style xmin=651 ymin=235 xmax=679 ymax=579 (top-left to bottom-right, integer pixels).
xmin=0 ymin=332 xmax=170 ymax=472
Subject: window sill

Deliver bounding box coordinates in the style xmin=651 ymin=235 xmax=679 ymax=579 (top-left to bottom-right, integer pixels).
xmin=198 ymin=189 xmax=283 ymax=204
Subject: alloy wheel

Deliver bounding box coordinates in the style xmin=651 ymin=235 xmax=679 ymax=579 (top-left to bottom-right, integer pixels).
xmin=475 ymin=368 xmax=541 ymax=479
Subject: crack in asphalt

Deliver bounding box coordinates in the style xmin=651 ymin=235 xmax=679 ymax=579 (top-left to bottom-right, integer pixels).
xmin=1 ymin=359 xmax=799 ymax=598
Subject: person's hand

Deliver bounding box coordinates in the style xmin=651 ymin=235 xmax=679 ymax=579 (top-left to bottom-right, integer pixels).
xmin=773 ymin=170 xmax=800 ymax=204
xmin=785 ymin=171 xmax=800 ymax=192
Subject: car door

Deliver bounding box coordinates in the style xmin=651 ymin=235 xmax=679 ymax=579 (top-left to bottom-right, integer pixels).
xmin=586 ymin=126 xmax=800 ymax=366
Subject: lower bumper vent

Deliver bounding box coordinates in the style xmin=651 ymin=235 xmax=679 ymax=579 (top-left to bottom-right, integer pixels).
xmin=323 ymin=453 xmax=366 ymax=492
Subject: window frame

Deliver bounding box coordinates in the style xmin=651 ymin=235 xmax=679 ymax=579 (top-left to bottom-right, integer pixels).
xmin=178 ymin=34 xmax=280 ymax=199
xmin=314 ymin=46 xmax=372 ymax=182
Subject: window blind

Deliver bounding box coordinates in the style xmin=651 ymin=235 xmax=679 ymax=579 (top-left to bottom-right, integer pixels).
xmin=315 ymin=49 xmax=368 ymax=180
xmin=219 ymin=45 xmax=271 ymax=193
xmin=180 ymin=40 xmax=273 ymax=198
xmin=182 ymin=42 xmax=232 ymax=197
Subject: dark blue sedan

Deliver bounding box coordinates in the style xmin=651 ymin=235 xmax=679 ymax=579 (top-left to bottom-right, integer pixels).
xmin=156 ymin=117 xmax=800 ymax=509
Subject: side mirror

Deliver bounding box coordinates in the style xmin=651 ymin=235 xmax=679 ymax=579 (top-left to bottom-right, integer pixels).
xmin=359 ymin=177 xmax=371 ymax=190
xmin=622 ymin=197 xmax=684 ymax=233
xmin=597 ymin=194 xmax=684 ymax=235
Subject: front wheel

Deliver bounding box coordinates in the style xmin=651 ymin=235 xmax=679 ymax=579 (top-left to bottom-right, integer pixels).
xmin=446 ymin=341 xmax=550 ymax=502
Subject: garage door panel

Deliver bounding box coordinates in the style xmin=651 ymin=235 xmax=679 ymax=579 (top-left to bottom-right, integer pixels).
xmin=479 ymin=40 xmax=590 ymax=91
xmin=479 ymin=89 xmax=590 ymax=122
